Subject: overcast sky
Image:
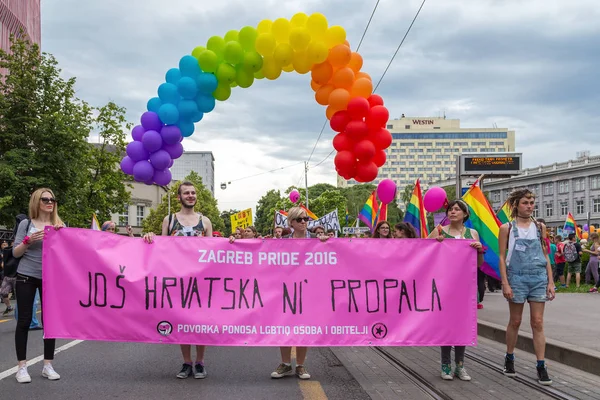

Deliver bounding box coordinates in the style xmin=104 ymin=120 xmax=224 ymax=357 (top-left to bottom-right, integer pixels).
xmin=41 ymin=0 xmax=600 ymax=212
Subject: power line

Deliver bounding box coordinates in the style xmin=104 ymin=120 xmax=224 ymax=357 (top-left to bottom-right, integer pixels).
xmin=226 ymin=161 xmax=304 ymax=184
xmin=355 ymin=0 xmax=381 ymax=52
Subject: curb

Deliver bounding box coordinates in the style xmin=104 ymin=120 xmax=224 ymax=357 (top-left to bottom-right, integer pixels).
xmin=478 ymin=320 xmax=600 ymax=376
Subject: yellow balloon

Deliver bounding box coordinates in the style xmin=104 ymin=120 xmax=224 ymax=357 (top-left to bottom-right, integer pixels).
xmin=293 ymin=51 xmax=312 ymax=74
xmin=272 ymin=18 xmax=291 ymax=43
xmin=191 ymin=46 xmax=206 ymax=60
xmin=262 ymin=56 xmax=282 ymax=80
xmin=255 ymin=33 xmax=276 ymax=56
xmin=290 ymin=12 xmax=309 ymax=27
xmin=307 ymin=13 xmax=328 ymax=37
xmin=273 ymin=43 xmax=294 ymax=66
xmin=282 ymin=63 xmax=294 ymax=73
xmin=306 ymin=41 xmax=328 ymax=65
xmin=289 ymin=27 xmax=311 ymax=51
xmin=257 ymin=19 xmax=272 ymax=35
xmin=325 ymin=26 xmax=346 ymax=47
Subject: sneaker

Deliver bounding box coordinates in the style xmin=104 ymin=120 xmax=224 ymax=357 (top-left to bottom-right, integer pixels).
xmin=194 ymin=363 xmax=207 ymax=379
xmin=537 ymin=365 xmax=552 ymax=385
xmin=2 ymin=306 xmax=13 ymax=316
xmin=42 ymin=364 xmax=60 ymax=380
xmin=503 ymin=356 xmax=516 ymax=377
xmin=176 ymin=363 xmax=193 ymax=379
xmin=454 ymin=365 xmax=471 ymax=381
xmin=589 ymin=287 xmax=598 ymax=293
xmin=270 ymin=363 xmax=293 ymax=379
xmin=441 ymin=364 xmax=453 ymax=380
xmin=16 ymin=366 xmax=31 ymax=383
xmin=477 ymin=304 xmax=484 ymax=309
xmin=296 ymin=365 xmax=311 ymax=380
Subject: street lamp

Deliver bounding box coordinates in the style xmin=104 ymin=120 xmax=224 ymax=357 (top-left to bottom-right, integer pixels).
xmin=220 ymin=181 xmax=231 ymax=190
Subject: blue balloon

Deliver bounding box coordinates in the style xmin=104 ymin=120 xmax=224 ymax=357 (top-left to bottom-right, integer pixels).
xmin=178 ymin=100 xmax=198 ymax=119
xmin=179 ymin=55 xmax=201 ymax=77
xmin=196 ymin=73 xmax=218 ymax=94
xmin=165 ymin=68 xmax=182 ymax=84
xmin=158 ymin=83 xmax=180 ymax=104
xmin=191 ymin=110 xmax=204 ymax=123
xmin=147 ymin=97 xmax=162 ymax=113
xmin=177 ymin=77 xmax=198 ymax=99
xmin=196 ymin=93 xmax=216 ymax=113
xmin=179 ymin=121 xmax=195 ymax=137
xmin=158 ymin=103 xmax=180 ymax=125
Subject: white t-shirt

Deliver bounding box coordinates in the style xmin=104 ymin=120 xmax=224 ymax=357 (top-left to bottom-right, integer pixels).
xmin=506 ymin=222 xmax=538 ymax=265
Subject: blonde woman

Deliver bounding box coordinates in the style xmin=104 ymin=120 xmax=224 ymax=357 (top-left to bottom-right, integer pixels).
xmin=12 ymin=188 xmax=64 ymax=383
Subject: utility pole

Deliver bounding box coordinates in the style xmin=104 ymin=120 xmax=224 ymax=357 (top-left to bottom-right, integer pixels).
xmin=305 ymin=161 xmax=309 ymax=209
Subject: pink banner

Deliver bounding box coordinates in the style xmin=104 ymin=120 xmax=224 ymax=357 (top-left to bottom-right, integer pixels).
xmin=42 ymin=228 xmax=477 ymax=346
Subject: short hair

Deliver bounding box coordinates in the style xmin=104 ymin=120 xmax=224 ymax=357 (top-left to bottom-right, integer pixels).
xmin=554 ymin=235 xmax=562 ymax=241
xmin=568 ymin=233 xmax=576 ymax=241
xmin=326 ymin=229 xmax=335 ymax=234
xmin=507 ymin=188 xmax=535 ymax=219
xmin=312 ymin=225 xmax=325 ymax=233
xmin=178 ymin=181 xmax=196 ymax=196
xmin=286 ymin=207 xmax=306 ymax=227
xmin=446 ymin=199 xmax=469 ymax=223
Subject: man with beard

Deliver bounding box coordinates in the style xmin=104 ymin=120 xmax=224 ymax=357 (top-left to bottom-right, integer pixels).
xmin=144 ymin=181 xmax=213 ymax=379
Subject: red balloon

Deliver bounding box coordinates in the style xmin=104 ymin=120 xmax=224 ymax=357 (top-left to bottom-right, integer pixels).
xmin=334 ymin=150 xmax=356 ymax=172
xmin=355 ymin=161 xmax=378 ymax=182
xmin=368 ymin=94 xmax=384 ymax=107
xmin=370 ymin=127 xmax=392 ymax=150
xmin=366 ymin=105 xmax=390 ymax=129
xmin=353 ymin=139 xmax=376 ymax=161
xmin=345 ymin=120 xmax=369 ymax=139
xmin=330 ymin=110 xmax=350 ymax=132
xmin=373 ymin=149 xmax=386 ymax=167
xmin=347 ymin=97 xmax=370 ymax=120
xmin=332 ymin=133 xmax=354 ymax=152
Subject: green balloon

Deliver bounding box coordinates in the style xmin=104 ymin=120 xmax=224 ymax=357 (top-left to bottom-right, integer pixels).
xmin=238 ymin=26 xmax=258 ymax=51
xmin=242 ymin=51 xmax=264 ymax=73
xmin=191 ymin=46 xmax=206 ymax=60
xmin=236 ymin=67 xmax=254 ymax=88
xmin=254 ymin=70 xmax=265 ymax=80
xmin=198 ymin=50 xmax=218 ymax=73
xmin=216 ymin=63 xmax=236 ymax=84
xmin=213 ymin=83 xmax=231 ymax=101
xmin=224 ymin=41 xmax=244 ymax=65
xmin=224 ymin=30 xmax=239 ymax=42
xmin=207 ymin=36 xmax=226 ymax=57
xmin=230 ymin=81 xmax=238 ymax=88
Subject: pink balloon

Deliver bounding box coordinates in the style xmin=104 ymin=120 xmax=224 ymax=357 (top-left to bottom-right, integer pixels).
xmin=377 ymin=179 xmax=397 ymax=204
xmin=289 ymin=189 xmax=300 ymax=203
xmin=423 ymin=186 xmax=447 ymax=212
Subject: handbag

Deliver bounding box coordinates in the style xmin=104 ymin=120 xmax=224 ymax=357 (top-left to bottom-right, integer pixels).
xmin=2 ymin=219 xmax=31 ymax=278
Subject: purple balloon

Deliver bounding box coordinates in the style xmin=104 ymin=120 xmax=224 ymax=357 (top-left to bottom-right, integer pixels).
xmin=161 ymin=125 xmax=182 ymax=145
xmin=163 ymin=142 xmax=184 ymax=159
xmin=168 ymin=159 xmax=174 ymax=168
xmin=144 ymin=178 xmax=155 ymax=185
xmin=142 ymin=130 xmax=163 ymax=153
xmin=132 ymin=160 xmax=154 ymax=182
xmin=179 ymin=134 xmax=184 ymax=142
xmin=149 ymin=149 xmax=171 ymax=170
xmin=153 ymin=169 xmax=173 ymax=186
xmin=126 ymin=141 xmax=149 ymax=162
xmin=131 ymin=125 xmax=145 ymax=141
xmin=120 ymin=156 xmax=135 ymax=175
xmin=140 ymin=111 xmax=163 ymax=132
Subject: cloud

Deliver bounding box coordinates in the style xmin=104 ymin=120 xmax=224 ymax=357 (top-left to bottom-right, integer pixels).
xmin=42 ymin=0 xmax=600 ymax=213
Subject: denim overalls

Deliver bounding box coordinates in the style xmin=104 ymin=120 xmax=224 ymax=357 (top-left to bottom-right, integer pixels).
xmin=507 ymin=222 xmax=548 ymax=303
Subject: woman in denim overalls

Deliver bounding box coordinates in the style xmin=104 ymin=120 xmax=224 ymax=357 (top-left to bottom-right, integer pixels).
xmin=498 ymin=189 xmax=555 ymax=386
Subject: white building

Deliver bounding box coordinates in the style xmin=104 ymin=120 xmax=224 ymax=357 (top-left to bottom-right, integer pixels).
xmin=171 ymin=151 xmax=215 ymax=196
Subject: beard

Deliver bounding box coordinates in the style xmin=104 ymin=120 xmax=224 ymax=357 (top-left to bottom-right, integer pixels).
xmin=181 ymin=200 xmax=196 ymax=209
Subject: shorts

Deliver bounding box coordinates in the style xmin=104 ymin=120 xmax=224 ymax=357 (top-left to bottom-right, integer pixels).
xmin=568 ymin=261 xmax=582 ymax=274
xmin=507 ymin=269 xmax=548 ymax=303
xmin=555 ymin=262 xmax=565 ymax=277
xmin=0 ymin=276 xmax=16 ymax=297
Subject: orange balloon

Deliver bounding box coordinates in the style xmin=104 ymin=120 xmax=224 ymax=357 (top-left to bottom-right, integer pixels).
xmin=348 ymin=52 xmax=363 ymax=72
xmin=328 ymin=44 xmax=351 ymax=68
xmin=350 ymin=77 xmax=373 ymax=98
xmin=356 ymin=71 xmax=372 ymax=81
xmin=311 ymin=62 xmax=333 ymax=85
xmin=332 ymin=67 xmax=355 ymax=90
xmin=315 ymin=84 xmax=335 ymax=105
xmin=310 ymin=79 xmax=321 ymax=92
xmin=344 ymin=39 xmax=350 ymax=47
xmin=591 ymin=226 xmax=596 ymax=233
xmin=328 ymin=88 xmax=350 ymax=110
xmin=326 ymin=105 xmax=338 ymax=120
xmin=582 ymin=232 xmax=589 ymax=239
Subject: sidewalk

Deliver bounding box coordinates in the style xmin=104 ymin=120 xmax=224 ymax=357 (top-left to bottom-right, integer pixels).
xmin=477 ymin=291 xmax=600 ymax=375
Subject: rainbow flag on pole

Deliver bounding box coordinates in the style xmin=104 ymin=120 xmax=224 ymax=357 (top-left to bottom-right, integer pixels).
xmin=462 ymin=181 xmax=501 ymax=280
xmin=403 ymin=179 xmax=428 ymax=238
xmin=299 ymin=205 xmax=319 ymax=221
xmin=358 ymin=190 xmax=379 ymax=231
xmin=377 ymin=202 xmax=388 ymax=223
xmin=563 ymin=212 xmax=581 ymax=239
xmin=91 ymin=214 xmax=101 ymax=231
xmin=496 ymin=200 xmax=512 ymax=225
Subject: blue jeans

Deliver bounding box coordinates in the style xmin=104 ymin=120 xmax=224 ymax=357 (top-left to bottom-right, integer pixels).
xmin=14 ymin=288 xmax=41 ymax=328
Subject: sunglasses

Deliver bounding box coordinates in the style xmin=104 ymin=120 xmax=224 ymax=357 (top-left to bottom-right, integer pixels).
xmin=295 ymin=217 xmax=310 ymax=223
xmin=41 ymin=197 xmax=56 ymax=204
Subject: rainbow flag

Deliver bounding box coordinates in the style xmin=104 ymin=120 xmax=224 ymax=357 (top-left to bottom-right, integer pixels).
xmin=300 ymin=205 xmax=319 ymax=220
xmin=403 ymin=179 xmax=428 ymax=238
xmin=462 ymin=181 xmax=501 ymax=280
xmin=358 ymin=190 xmax=378 ymax=231
xmin=563 ymin=212 xmax=581 ymax=239
xmin=91 ymin=214 xmax=100 ymax=231
xmin=496 ymin=200 xmax=512 ymax=225
xmin=377 ymin=202 xmax=388 ymax=223
xmin=345 ymin=206 xmax=349 ymax=227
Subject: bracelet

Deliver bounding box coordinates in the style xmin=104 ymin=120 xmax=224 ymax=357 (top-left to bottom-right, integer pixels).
xmin=22 ymin=236 xmax=31 ymax=245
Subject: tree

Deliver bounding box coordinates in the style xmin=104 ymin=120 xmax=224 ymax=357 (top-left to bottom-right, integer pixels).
xmin=141 ymin=171 xmax=224 ymax=234
xmin=308 ymin=190 xmax=347 ymax=221
xmin=254 ymin=189 xmax=281 ymax=235
xmin=443 ymin=185 xmax=457 ymax=202
xmin=342 ymin=184 xmax=377 ymax=226
xmin=308 ymin=183 xmax=337 ymax=200
xmin=400 ymin=184 xmax=415 ymax=209
xmin=219 ymin=209 xmax=239 ymax=237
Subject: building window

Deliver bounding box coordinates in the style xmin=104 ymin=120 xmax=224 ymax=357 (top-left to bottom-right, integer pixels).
xmin=576 ymin=200 xmax=585 ymax=214
xmin=543 ymin=183 xmax=553 ymax=196
xmin=593 ymin=199 xmax=600 ymax=213
xmin=136 ymin=206 xmax=145 ymax=226
xmin=558 ymin=180 xmax=569 ymax=194
xmin=118 ymin=205 xmax=129 ymax=226
xmin=492 ymin=191 xmax=500 ymax=202
xmin=532 ymin=204 xmax=539 ymax=218
xmin=560 ymin=202 xmax=568 ymax=216
xmin=591 ymin=175 xmax=600 ymax=190
xmin=545 ymin=203 xmax=553 ymax=217
xmin=387 ymin=124 xmax=393 ymax=129
xmin=574 ymin=178 xmax=585 ymax=192
xmin=405 ymin=125 xmax=411 ymax=129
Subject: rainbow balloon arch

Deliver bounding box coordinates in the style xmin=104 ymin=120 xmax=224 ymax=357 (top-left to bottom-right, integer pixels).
xmin=120 ymin=12 xmax=392 ymax=186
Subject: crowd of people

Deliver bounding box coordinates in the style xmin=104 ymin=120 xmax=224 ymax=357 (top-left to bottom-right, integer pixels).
xmin=3 ymin=183 xmax=598 ymax=387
